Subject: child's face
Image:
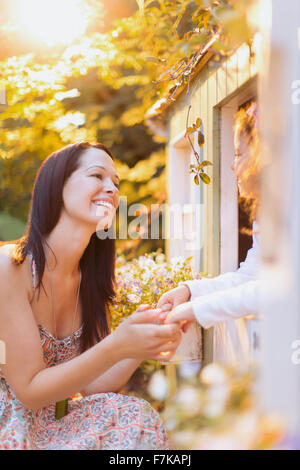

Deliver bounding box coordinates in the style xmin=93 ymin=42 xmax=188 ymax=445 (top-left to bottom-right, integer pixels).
xmin=232 ymin=128 xmax=252 ymax=198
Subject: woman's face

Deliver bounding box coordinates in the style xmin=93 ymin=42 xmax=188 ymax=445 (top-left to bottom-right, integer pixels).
xmin=232 ymin=128 xmax=252 ymax=198
xmin=62 ymin=147 xmax=119 ymax=230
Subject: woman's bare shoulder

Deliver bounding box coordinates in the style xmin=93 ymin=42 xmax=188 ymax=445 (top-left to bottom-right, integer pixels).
xmin=0 ymin=242 xmax=16 ymax=254
xmin=0 ymin=243 xmax=17 ymax=269
xmin=0 ymin=244 xmax=32 ymax=295
xmin=0 ymin=243 xmax=20 ymax=269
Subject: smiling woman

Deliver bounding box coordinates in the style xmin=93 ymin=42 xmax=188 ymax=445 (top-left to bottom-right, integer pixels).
xmin=0 ymin=141 xmax=179 ymax=450
xmin=14 ymin=0 xmax=92 ymax=46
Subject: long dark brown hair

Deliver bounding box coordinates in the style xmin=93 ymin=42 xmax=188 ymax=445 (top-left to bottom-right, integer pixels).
xmin=5 ymin=142 xmax=116 ymax=353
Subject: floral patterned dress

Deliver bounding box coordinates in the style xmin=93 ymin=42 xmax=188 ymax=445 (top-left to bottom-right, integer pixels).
xmin=0 ymin=254 xmax=169 ymax=450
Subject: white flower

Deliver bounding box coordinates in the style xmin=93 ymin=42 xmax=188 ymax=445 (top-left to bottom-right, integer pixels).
xmin=138 ymin=256 xmax=156 ymax=269
xmin=176 ymin=385 xmax=201 ymax=414
xmin=131 ymin=285 xmax=141 ymax=294
xmin=200 ymin=363 xmax=228 ymax=386
xmin=172 ymin=430 xmax=195 ymax=448
xmin=202 ymin=400 xmax=226 ymax=419
xmin=148 ymin=371 xmax=168 ymax=401
xmin=206 ymin=383 xmax=230 ymax=405
xmin=127 ymin=294 xmax=140 ymax=304
xmin=179 ymin=361 xmax=201 ymax=379
xmin=203 ymin=383 xmax=230 ymax=419
xmin=170 ymin=256 xmax=186 ymax=268
xmin=231 ymin=410 xmax=259 ymax=448
xmin=165 ymin=418 xmax=177 ymax=431
xmin=178 ymin=362 xmax=201 ymax=379
xmin=155 ymin=253 xmax=166 ymax=264
xmin=155 ymin=267 xmax=168 ymax=278
xmin=141 ymin=270 xmax=153 ymax=283
xmin=194 ymin=431 xmax=243 ymax=450
xmin=195 ymin=411 xmax=259 ymax=449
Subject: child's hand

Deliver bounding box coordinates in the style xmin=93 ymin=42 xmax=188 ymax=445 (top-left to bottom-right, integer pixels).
xmin=153 ymin=302 xmax=173 ymax=324
xmin=157 ymin=285 xmax=191 ymax=310
xmin=164 ymin=302 xmax=196 ymax=333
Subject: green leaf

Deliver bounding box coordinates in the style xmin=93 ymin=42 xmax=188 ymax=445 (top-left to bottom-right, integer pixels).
xmin=55 ymin=399 xmax=68 ymax=420
xmin=195 ymin=117 xmax=202 ymax=128
xmin=194 ymin=175 xmax=200 ymax=185
xmin=200 ymin=173 xmax=210 ymax=184
xmin=198 ymin=131 xmax=205 ymax=147
xmin=168 ymin=85 xmax=178 ymax=95
xmin=185 ymin=126 xmax=197 ymax=137
xmin=199 ymin=160 xmax=213 ymax=168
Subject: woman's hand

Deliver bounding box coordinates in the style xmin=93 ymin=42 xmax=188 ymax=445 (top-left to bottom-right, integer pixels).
xmin=164 ymin=302 xmax=196 ymax=333
xmin=157 ymin=284 xmax=192 ymax=311
xmin=111 ymin=304 xmax=183 ymax=362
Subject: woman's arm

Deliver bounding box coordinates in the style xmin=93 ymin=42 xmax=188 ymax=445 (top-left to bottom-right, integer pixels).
xmin=183 ymin=222 xmax=260 ymax=299
xmin=80 ymin=358 xmax=142 ymax=396
xmin=182 ymin=245 xmax=258 ymax=298
xmin=0 ymin=265 xmax=122 ymax=409
xmin=0 ymin=259 xmax=182 ymax=410
xmin=80 ymin=305 xmax=174 ymax=396
xmin=158 ymin=232 xmax=259 ymax=311
xmin=190 ymin=279 xmax=260 ymax=328
xmin=166 ymin=280 xmax=260 ymax=329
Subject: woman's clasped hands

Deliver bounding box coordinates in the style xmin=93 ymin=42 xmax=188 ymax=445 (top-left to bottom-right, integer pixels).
xmin=157 ymin=284 xmax=197 ymax=333
xmin=111 ymin=304 xmax=183 ymax=362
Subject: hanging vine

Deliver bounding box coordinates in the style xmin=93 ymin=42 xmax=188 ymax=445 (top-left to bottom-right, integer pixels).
xmin=133 ymin=0 xmax=257 ymax=185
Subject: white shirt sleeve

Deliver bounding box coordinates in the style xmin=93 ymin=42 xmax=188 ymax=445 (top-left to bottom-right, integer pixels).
xmin=182 ymin=220 xmax=260 ymax=298
xmin=190 ymin=279 xmax=260 ymax=329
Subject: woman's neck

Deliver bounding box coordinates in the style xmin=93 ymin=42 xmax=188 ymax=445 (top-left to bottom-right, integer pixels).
xmin=44 ymin=213 xmax=94 ymax=278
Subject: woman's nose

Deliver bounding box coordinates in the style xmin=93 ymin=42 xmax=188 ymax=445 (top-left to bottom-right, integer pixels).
xmin=103 ymin=178 xmax=118 ymax=194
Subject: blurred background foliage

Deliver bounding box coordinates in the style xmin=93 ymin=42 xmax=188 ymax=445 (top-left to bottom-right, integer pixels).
xmin=0 ymin=0 xmax=256 ymax=257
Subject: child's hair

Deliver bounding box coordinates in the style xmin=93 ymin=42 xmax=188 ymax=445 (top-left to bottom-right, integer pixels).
xmin=233 ymin=101 xmax=261 ymax=227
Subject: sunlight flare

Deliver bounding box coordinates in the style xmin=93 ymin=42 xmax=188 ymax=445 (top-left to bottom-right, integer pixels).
xmin=14 ymin=0 xmax=92 ymax=46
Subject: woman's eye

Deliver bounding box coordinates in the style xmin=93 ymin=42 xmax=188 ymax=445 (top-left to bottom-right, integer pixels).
xmin=91 ymin=173 xmax=119 ymax=189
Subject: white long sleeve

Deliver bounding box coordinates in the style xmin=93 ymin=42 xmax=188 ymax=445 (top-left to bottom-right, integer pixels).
xmin=182 ymin=221 xmax=260 ymax=298
xmin=180 ymin=220 xmax=260 ymax=329
xmin=190 ymin=280 xmax=260 ymax=329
